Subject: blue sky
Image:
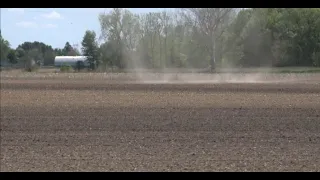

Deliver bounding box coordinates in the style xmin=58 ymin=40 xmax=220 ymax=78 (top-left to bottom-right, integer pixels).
xmin=1 ymin=8 xmax=166 ymax=49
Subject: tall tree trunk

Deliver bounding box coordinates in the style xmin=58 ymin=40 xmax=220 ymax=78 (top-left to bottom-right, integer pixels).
xmin=164 ymin=36 xmax=167 ymax=68
xmin=150 ymin=35 xmax=154 ymax=69
xmin=211 ymin=36 xmax=216 ymax=73
xmin=151 ymin=46 xmax=154 ymax=69
xmin=159 ymin=35 xmax=162 ymax=69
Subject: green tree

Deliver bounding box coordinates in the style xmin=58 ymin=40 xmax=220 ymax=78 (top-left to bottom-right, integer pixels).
xmin=44 ymin=50 xmax=55 ymax=65
xmin=16 ymin=47 xmax=26 ymax=62
xmin=0 ymin=31 xmax=11 ymax=63
xmin=17 ymin=41 xmax=55 ymax=66
xmin=54 ymin=48 xmax=64 ymax=56
xmin=63 ymin=42 xmax=73 ymax=55
xmin=99 ymin=8 xmax=127 ymax=69
xmin=98 ymin=41 xmax=113 ymax=71
xmin=7 ymin=49 xmax=18 ymax=64
xmin=81 ymin=30 xmax=99 ymax=70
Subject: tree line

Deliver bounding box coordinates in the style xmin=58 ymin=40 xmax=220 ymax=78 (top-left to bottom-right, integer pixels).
xmin=1 ymin=32 xmax=80 ymax=66
xmin=1 ymin=8 xmax=320 ymax=71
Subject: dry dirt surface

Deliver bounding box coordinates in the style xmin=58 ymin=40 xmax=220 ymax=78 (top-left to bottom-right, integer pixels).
xmin=1 ymin=73 xmax=320 ymax=171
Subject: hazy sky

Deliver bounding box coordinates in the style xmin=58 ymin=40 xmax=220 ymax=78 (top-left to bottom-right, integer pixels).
xmin=1 ymin=8 xmax=166 ymax=49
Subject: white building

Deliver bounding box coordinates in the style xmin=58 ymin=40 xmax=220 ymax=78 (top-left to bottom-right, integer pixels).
xmin=54 ymin=56 xmax=89 ymax=67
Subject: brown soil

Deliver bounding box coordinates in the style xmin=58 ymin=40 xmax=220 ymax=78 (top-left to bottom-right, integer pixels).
xmin=1 ymin=76 xmax=320 ymax=171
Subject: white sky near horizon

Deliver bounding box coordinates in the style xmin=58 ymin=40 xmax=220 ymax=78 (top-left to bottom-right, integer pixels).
xmin=1 ymin=8 xmax=169 ymax=49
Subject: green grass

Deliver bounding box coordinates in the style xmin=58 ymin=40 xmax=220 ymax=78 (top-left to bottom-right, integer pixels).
xmin=2 ymin=66 xmax=320 ymax=74
xmin=216 ymin=67 xmax=320 ymax=74
xmin=268 ymin=67 xmax=320 ymax=73
xmin=276 ymin=69 xmax=320 ymax=73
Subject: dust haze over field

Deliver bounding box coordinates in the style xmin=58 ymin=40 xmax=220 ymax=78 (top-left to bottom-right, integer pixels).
xmin=127 ymin=71 xmax=301 ymax=84
xmin=2 ymin=69 xmax=320 ymax=85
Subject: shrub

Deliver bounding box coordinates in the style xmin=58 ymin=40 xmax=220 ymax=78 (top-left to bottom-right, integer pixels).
xmin=60 ymin=63 xmax=73 ymax=72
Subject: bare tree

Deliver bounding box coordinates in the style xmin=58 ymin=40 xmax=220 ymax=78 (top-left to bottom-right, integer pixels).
xmin=144 ymin=13 xmax=161 ymax=68
xmin=181 ymin=8 xmax=234 ymax=72
xmin=161 ymin=10 xmax=171 ymax=68
xmin=99 ymin=8 xmax=125 ymax=68
xmin=121 ymin=10 xmax=140 ymax=53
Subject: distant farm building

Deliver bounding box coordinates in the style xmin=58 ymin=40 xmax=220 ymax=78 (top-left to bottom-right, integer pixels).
xmin=54 ymin=56 xmax=89 ymax=68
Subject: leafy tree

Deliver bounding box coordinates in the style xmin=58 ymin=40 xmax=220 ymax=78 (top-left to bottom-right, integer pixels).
xmin=99 ymin=8 xmax=127 ymax=69
xmin=43 ymin=50 xmax=55 ymax=65
xmin=81 ymin=30 xmax=99 ymax=70
xmin=0 ymin=31 xmax=11 ymax=63
xmin=54 ymin=48 xmax=64 ymax=56
xmin=16 ymin=48 xmax=26 ymax=61
xmin=17 ymin=41 xmax=55 ymax=65
xmin=181 ymin=8 xmax=234 ymax=71
xmin=7 ymin=49 xmax=18 ymax=64
xmin=63 ymin=42 xmax=73 ymax=55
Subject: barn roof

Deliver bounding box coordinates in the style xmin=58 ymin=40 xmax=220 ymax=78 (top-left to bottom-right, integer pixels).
xmin=54 ymin=56 xmax=88 ymax=62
